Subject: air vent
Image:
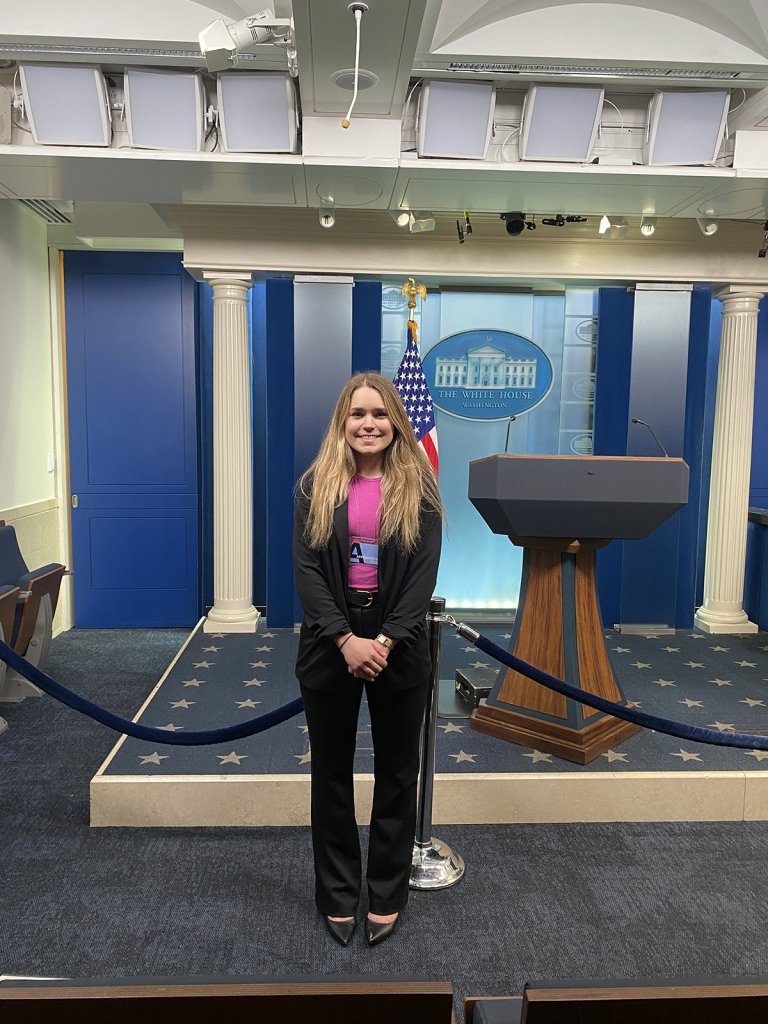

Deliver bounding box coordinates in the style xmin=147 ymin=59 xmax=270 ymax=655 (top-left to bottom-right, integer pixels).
xmin=16 ymin=199 xmax=74 ymax=224
xmin=445 ymin=62 xmax=740 ymax=80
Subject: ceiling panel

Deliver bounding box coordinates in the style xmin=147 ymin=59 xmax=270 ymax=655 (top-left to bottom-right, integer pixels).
xmin=0 ymin=150 xmax=308 ymax=206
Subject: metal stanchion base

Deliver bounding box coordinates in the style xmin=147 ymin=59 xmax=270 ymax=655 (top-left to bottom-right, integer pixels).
xmin=410 ymin=837 xmax=465 ymax=890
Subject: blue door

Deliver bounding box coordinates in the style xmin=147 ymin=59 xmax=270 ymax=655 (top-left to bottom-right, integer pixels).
xmin=65 ymin=252 xmax=199 ymax=627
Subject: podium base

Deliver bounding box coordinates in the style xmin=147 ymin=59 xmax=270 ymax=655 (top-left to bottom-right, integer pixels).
xmin=471 ymin=701 xmax=641 ymax=765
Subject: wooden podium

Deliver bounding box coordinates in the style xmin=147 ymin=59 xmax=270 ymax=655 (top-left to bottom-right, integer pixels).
xmin=468 ymin=454 xmax=689 ymax=764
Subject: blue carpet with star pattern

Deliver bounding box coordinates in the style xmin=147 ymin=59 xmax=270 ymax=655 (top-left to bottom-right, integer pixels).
xmin=99 ymin=623 xmax=768 ymax=776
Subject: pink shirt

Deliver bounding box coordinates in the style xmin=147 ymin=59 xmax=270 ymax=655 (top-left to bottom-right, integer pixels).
xmin=347 ymin=474 xmax=381 ymax=590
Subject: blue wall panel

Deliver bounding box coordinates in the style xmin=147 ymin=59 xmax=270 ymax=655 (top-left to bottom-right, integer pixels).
xmin=65 ymin=252 xmax=199 ymax=627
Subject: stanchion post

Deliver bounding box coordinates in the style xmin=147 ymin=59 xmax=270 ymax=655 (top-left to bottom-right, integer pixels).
xmin=410 ymin=596 xmax=465 ymax=890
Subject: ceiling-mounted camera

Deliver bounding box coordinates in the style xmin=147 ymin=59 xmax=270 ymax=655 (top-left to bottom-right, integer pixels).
xmin=500 ymin=212 xmax=527 ymax=236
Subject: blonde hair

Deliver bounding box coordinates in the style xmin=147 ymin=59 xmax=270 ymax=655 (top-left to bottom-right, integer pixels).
xmin=298 ymin=371 xmax=443 ymax=552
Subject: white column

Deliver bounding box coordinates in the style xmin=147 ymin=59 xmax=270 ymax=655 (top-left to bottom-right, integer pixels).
xmin=203 ymin=272 xmax=259 ymax=634
xmin=695 ymin=286 xmax=762 ymax=634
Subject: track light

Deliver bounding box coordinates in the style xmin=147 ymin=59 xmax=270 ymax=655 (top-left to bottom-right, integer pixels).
xmin=390 ymin=211 xmax=410 ymax=228
xmin=696 ymin=217 xmax=718 ymax=236
xmin=640 ymin=216 xmax=657 ymax=237
xmin=500 ymin=212 xmax=526 ymax=236
xmin=319 ymin=208 xmax=335 ymax=228
xmin=598 ymin=215 xmax=628 ymax=240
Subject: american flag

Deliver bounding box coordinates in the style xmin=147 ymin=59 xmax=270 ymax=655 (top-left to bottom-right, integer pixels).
xmin=393 ymin=319 xmax=439 ymax=473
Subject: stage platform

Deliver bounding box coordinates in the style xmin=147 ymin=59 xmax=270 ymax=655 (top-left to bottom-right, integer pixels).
xmin=91 ymin=621 xmax=768 ymax=827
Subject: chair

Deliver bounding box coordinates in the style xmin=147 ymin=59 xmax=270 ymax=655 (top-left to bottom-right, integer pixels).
xmin=0 ymin=583 xmax=18 ymax=733
xmin=0 ymin=521 xmax=66 ymax=702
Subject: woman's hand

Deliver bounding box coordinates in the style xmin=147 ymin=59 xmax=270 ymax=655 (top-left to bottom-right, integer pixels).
xmin=339 ymin=635 xmax=389 ymax=680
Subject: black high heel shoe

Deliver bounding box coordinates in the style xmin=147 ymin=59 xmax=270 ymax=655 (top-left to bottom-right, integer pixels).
xmin=324 ymin=916 xmax=356 ymax=946
xmin=365 ymin=913 xmax=399 ymax=946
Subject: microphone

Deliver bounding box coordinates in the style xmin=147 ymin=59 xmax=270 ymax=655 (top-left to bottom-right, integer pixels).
xmin=631 ymin=417 xmax=669 ymax=458
xmin=504 ymin=414 xmax=517 ymax=453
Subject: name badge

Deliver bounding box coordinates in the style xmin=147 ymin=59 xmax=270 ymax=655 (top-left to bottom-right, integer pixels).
xmin=349 ymin=541 xmax=378 ymax=566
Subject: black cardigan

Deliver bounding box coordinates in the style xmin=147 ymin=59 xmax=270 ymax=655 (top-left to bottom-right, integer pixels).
xmin=293 ymin=495 xmax=442 ymax=691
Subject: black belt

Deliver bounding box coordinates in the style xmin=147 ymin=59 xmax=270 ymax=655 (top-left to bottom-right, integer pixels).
xmin=347 ymin=589 xmax=379 ymax=608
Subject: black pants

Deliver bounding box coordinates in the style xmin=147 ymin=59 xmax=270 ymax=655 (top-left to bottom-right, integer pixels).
xmin=299 ymin=606 xmax=429 ymax=916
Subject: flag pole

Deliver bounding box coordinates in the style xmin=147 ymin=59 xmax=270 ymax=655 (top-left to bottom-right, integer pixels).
xmin=399 ymin=279 xmax=464 ymax=891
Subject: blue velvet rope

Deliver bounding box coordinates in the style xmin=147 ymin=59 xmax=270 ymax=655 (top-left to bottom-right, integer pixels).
xmin=0 ymin=638 xmax=304 ymax=746
xmin=470 ymin=630 xmax=768 ymax=751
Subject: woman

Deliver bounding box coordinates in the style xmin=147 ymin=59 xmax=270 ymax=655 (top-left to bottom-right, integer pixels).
xmin=293 ymin=371 xmax=443 ymax=947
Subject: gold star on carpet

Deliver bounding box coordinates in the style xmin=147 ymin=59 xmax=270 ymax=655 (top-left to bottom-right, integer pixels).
xmin=741 ymin=698 xmax=766 ymax=708
xmin=642 ymin=634 xmax=659 ymax=639
xmin=170 ymin=699 xmax=195 ymax=709
xmin=710 ymin=646 xmax=729 ymax=652
xmin=438 ymin=722 xmax=465 ymax=733
xmin=737 ymin=660 xmax=758 ymax=668
xmin=236 ymin=699 xmax=262 ymax=709
xmin=687 ymin=633 xmax=706 ymax=639
xmin=158 ymin=723 xmax=183 ymax=731
xmin=202 ymin=645 xmax=221 ymax=652
xmin=255 ymin=645 xmax=273 ymax=652
xmin=684 ymin=662 xmax=704 ymax=668
xmin=746 ymin=750 xmax=768 ymax=761
xmin=679 ymin=698 xmax=704 ymax=708
xmin=249 ymin=661 xmax=270 ymax=668
xmin=243 ymin=678 xmax=265 ymax=687
xmin=193 ymin=661 xmax=214 ymax=668
xmin=708 ymin=721 xmax=735 ymax=732
xmin=449 ymin=751 xmax=477 ymax=763
xmin=602 ymin=750 xmax=629 ymax=763
xmin=471 ymin=661 xmax=490 ymax=669
xmin=523 ymin=750 xmax=553 ymax=763
xmin=671 ymin=749 xmax=702 ymax=762
xmin=261 ymin=632 xmax=275 ymax=638
xmin=501 ymin=633 xmax=512 ymax=639
xmin=662 ymin=646 xmax=680 ymax=652
xmin=632 ymin=661 xmax=651 ymax=669
xmin=709 ymin=678 xmax=733 ymax=686
xmin=139 ymin=752 xmax=169 ymax=765
xmin=612 ymin=646 xmax=631 ymax=653
xmin=182 ymin=678 xmax=205 ymax=687
xmin=626 ymin=700 xmax=642 ymax=709
xmin=294 ymin=751 xmax=312 ymax=764
xmin=297 ymin=724 xmax=309 ymax=733
xmin=217 ymin=751 xmax=247 ymax=765
xmin=461 ymin=646 xmax=476 ymax=652
xmin=653 ymin=679 xmax=676 ymax=687
xmin=206 ymin=632 xmax=226 ymax=638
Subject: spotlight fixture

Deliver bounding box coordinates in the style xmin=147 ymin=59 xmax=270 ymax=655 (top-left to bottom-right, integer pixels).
xmin=542 ymin=214 xmax=566 ymax=227
xmin=408 ymin=212 xmax=437 ymax=233
xmin=199 ymin=9 xmax=295 ymax=74
xmin=696 ymin=216 xmax=718 ymax=236
xmin=598 ymin=215 xmax=628 ymax=240
xmin=640 ymin=216 xmax=657 ymax=237
xmin=319 ymin=208 xmax=335 ymax=228
xmin=390 ymin=210 xmax=410 ymax=228
xmin=500 ymin=212 xmax=527 ymax=236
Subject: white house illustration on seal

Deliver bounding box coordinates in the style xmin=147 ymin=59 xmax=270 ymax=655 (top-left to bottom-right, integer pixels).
xmin=435 ymin=343 xmax=538 ymax=389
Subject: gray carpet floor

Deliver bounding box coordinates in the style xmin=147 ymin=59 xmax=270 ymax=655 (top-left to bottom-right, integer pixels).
xmin=3 ymin=628 xmax=768 ymax=1021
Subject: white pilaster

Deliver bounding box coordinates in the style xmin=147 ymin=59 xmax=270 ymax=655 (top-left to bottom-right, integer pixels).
xmin=203 ymin=272 xmax=259 ymax=634
xmin=695 ymin=286 xmax=762 ymax=634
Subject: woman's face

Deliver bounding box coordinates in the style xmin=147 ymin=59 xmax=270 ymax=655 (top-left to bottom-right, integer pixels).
xmin=344 ymin=386 xmax=394 ymax=462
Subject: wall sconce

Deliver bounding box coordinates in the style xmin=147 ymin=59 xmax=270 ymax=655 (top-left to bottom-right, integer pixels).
xmin=598 ymin=215 xmax=629 ymax=239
